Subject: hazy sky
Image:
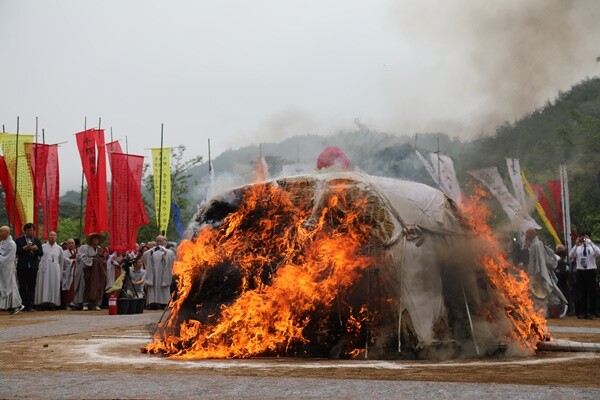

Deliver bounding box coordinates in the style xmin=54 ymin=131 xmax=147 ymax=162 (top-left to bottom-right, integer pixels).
xmin=1 ymin=0 xmax=599 ymax=192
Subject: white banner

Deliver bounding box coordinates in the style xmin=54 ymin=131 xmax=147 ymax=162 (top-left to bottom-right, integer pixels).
xmin=467 ymin=166 xmax=540 ymax=231
xmin=560 ymin=164 xmax=571 ymax=250
xmin=431 ymin=153 xmax=462 ymax=204
xmin=415 ymin=150 xmax=438 ymax=185
xmin=415 ymin=150 xmax=462 ymax=203
xmin=505 ymin=158 xmax=527 ymax=210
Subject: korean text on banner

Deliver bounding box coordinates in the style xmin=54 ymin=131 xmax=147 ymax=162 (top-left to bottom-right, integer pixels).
xmin=151 ymin=148 xmax=171 ymax=234
xmin=76 ymin=128 xmax=108 ymax=234
xmin=42 ymin=145 xmax=60 ymax=239
xmin=467 ymin=166 xmax=540 ymax=231
xmin=109 ymin=152 xmax=148 ymax=250
xmin=0 ymin=133 xmax=35 ymax=225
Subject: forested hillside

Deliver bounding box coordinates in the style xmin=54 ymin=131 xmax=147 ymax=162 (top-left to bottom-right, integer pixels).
xmin=188 ymin=77 xmax=600 ymax=237
xmin=3 ymin=78 xmax=596 ymax=241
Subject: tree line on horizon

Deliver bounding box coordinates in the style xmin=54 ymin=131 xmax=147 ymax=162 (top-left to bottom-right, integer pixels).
xmin=2 ymin=77 xmax=598 ymax=243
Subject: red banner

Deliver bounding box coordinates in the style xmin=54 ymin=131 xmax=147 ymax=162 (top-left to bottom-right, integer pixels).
xmin=105 ymin=140 xmax=123 ymax=154
xmin=0 ymin=156 xmax=22 ymax=235
xmin=25 ymin=143 xmax=50 ymax=235
xmin=41 ymin=145 xmax=60 ymax=239
xmin=530 ymin=183 xmax=559 ymax=235
xmin=76 ymin=129 xmax=108 ymax=234
xmin=547 ymin=180 xmax=563 ymax=235
xmin=109 ymin=152 xmax=149 ymax=250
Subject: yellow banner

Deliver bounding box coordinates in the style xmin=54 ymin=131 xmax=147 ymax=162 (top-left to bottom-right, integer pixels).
xmin=151 ymin=148 xmax=171 ymax=235
xmin=521 ymin=171 xmax=562 ymax=246
xmin=0 ymin=133 xmax=35 ymax=226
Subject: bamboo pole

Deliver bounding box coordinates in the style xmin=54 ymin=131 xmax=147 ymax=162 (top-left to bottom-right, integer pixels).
xmin=462 ymin=283 xmax=480 ymax=355
xmin=34 ymin=117 xmax=38 ymax=235
xmin=126 ymin=135 xmax=130 ymax=248
xmin=13 ymin=116 xmax=19 ymax=231
xmin=79 ymin=117 xmax=87 ymax=240
xmin=42 ymin=129 xmax=49 ymax=239
xmin=158 ymin=123 xmax=164 ymax=235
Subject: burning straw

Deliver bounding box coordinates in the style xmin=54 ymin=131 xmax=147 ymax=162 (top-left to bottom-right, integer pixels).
xmin=145 ymin=174 xmax=548 ymax=360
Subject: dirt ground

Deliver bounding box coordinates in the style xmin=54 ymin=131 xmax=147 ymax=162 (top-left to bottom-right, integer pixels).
xmin=1 ymin=310 xmax=599 ymax=391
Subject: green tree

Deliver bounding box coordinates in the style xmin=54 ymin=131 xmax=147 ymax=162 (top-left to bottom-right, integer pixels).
xmin=57 ymin=217 xmax=83 ymax=243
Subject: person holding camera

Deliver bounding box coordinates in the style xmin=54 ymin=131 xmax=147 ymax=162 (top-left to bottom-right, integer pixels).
xmin=569 ymin=232 xmax=600 ymax=319
xmin=124 ymin=257 xmax=146 ymax=299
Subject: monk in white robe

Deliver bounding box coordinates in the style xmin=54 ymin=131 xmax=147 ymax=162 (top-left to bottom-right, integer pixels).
xmin=0 ymin=226 xmax=24 ymax=314
xmin=35 ymin=231 xmax=64 ymax=308
xmin=144 ymin=235 xmax=175 ymax=308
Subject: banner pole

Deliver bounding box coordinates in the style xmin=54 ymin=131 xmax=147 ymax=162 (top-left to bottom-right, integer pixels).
xmin=33 ymin=117 xmax=38 ymax=235
xmin=158 ymin=123 xmax=164 ymax=235
xmin=79 ymin=117 xmax=86 ymax=240
xmin=126 ymin=135 xmax=130 ymax=248
xmin=13 ymin=116 xmax=19 ymax=231
xmin=42 ymin=129 xmax=50 ymax=239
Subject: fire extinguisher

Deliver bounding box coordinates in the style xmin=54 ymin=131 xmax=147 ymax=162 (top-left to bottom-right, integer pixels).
xmin=108 ymin=294 xmax=117 ymax=315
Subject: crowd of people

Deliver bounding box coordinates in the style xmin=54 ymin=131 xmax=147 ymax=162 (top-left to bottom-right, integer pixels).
xmin=518 ymin=228 xmax=600 ymax=320
xmin=0 ymin=222 xmax=176 ymax=314
xmin=2 ymin=221 xmax=600 ymax=320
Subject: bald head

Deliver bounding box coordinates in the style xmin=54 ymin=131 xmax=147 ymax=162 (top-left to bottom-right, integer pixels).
xmin=0 ymin=226 xmax=11 ymax=240
xmin=156 ymin=235 xmax=166 ymax=246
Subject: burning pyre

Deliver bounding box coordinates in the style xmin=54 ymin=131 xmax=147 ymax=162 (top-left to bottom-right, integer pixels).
xmin=145 ymin=172 xmax=547 ymax=360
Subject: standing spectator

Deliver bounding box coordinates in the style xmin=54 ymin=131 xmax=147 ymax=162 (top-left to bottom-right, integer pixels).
xmin=76 ymin=233 xmax=107 ymax=311
xmin=569 ymin=232 xmax=600 ymax=319
xmin=34 ymin=231 xmax=63 ymax=309
xmin=61 ymin=239 xmax=77 ymax=309
xmin=15 ymin=222 xmax=43 ymax=312
xmin=144 ymin=235 xmax=175 ymax=309
xmin=0 ymin=226 xmax=25 ymax=314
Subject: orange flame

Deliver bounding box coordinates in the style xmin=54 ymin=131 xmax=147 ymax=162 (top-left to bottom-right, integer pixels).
xmin=146 ymin=182 xmax=374 ymax=358
xmin=145 ymin=179 xmax=548 ymax=359
xmin=459 ymin=186 xmax=548 ymax=349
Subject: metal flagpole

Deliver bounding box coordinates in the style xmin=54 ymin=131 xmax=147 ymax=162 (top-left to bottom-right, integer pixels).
xmin=158 ymin=123 xmax=164 ymax=235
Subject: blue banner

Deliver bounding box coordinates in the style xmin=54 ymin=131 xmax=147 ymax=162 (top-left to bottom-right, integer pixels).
xmin=171 ymin=203 xmax=185 ymax=239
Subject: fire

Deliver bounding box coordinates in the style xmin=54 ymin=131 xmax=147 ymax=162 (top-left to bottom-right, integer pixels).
xmin=146 ymin=181 xmax=375 ymax=358
xmin=145 ymin=176 xmax=548 ymax=360
xmin=459 ymin=186 xmax=548 ymax=349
